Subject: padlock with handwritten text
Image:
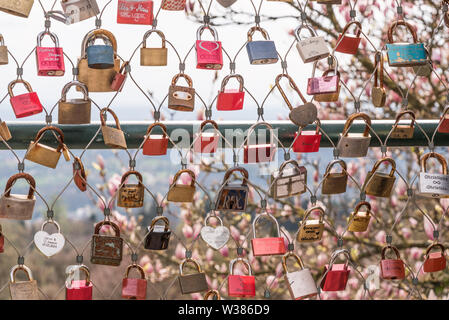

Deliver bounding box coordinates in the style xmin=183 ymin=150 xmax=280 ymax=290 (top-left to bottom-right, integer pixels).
xmin=0 ymin=34 xmax=9 ymax=65
xmin=122 ymin=264 xmax=147 ymax=300
xmin=297 ymin=206 xmax=325 ymax=243
xmin=418 ymin=152 xmax=449 ymax=198
xmin=390 ymin=111 xmax=415 ymax=139
xmin=66 ymin=265 xmax=93 ymax=300
xmin=193 ymin=120 xmax=220 ymax=154
xmin=140 ymin=30 xmax=167 ymax=66
xmin=35 ymin=31 xmax=65 ymax=76
xmin=322 ymin=159 xmax=348 ymax=195
xmin=228 ymin=258 xmax=256 ymax=298
xmin=117 ymin=0 xmax=153 ymax=25
xmin=283 ymin=252 xmax=317 ymax=300
xmin=335 ymin=21 xmax=362 ymax=54
xmin=161 ymin=0 xmax=185 ymax=10
xmin=8 ymin=79 xmax=43 ymax=118
xmin=216 ymin=74 xmax=245 ymax=111
xmin=0 ymin=0 xmax=34 ymax=17
xmin=251 ymin=213 xmax=286 ymax=256
xmin=347 ymin=201 xmax=372 ymax=232
xmin=9 ymin=265 xmax=39 ymax=300
xmin=423 ymin=243 xmax=447 ymax=273
xmin=244 ymin=122 xmax=276 ymax=163
xmin=0 ymin=173 xmax=36 ymax=220
xmin=91 ymin=220 xmax=123 ymax=266
xmin=144 ymin=216 xmax=171 ymax=250
xmin=295 ymin=24 xmax=329 ymax=63
xmin=167 ymin=169 xmax=196 ymax=202
xmin=216 ymin=167 xmax=249 ymax=212
xmin=293 ymin=120 xmax=322 ymax=152
xmin=380 ymin=245 xmax=405 ymax=280
xmin=363 ymin=157 xmax=396 ymax=198
xmin=61 ymin=0 xmax=99 ymax=24
xmin=117 ymin=170 xmax=144 ymax=208
xmin=196 ymin=25 xmax=223 ymax=70
xmin=25 ymin=126 xmax=67 ymax=169
xmin=320 ymin=250 xmax=351 ymax=292
xmin=336 ymin=112 xmax=371 ymax=158
xmin=372 ymin=52 xmax=386 ymax=107
xmin=270 ymin=160 xmax=306 ymax=199
xmin=110 ymin=61 xmax=129 ymax=92
xmin=58 ymin=81 xmax=91 ymax=124
xmin=246 ymin=26 xmax=278 ymax=65
xmin=200 ymin=214 xmax=230 ymax=250
xmin=178 ymin=258 xmax=208 ymax=294
xmin=142 ymin=122 xmax=169 ymax=156
xmin=168 ymin=73 xmax=195 ymax=111
xmin=100 ymin=108 xmax=127 ymax=149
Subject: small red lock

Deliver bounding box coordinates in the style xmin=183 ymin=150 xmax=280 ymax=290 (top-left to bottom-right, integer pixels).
xmin=111 ymin=61 xmax=129 ymax=92
xmin=8 ymin=79 xmax=43 ymax=118
xmin=228 ymin=258 xmax=256 ymax=298
xmin=380 ymin=245 xmax=405 ymax=280
xmin=437 ymin=111 xmax=449 ymax=133
xmin=320 ymin=250 xmax=351 ymax=292
xmin=423 ymin=243 xmax=447 ymax=273
xmin=292 ymin=120 xmax=322 ymax=153
xmin=142 ymin=122 xmax=169 ymax=156
xmin=66 ymin=266 xmax=93 ymax=300
xmin=117 ymin=0 xmax=153 ymax=25
xmin=335 ymin=21 xmax=362 ymax=55
xmin=196 ymin=25 xmax=223 ymax=70
xmin=193 ymin=120 xmax=220 ymax=154
xmin=243 ymin=122 xmax=276 ymax=163
xmin=216 ymin=74 xmax=245 ymax=111
xmin=122 ymin=264 xmax=147 ymax=300
xmin=251 ymin=213 xmax=286 ymax=256
xmin=36 ymin=31 xmax=65 ymax=76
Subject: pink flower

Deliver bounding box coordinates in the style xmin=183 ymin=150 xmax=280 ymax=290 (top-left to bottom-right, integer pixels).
xmin=266 ymin=275 xmax=279 ymax=289
xmin=182 ymin=224 xmax=194 ymax=238
xmin=219 ymin=246 xmax=229 ymax=257
xmin=206 ymin=248 xmax=214 ymax=262
xmin=375 ymin=230 xmax=386 ymax=243
xmin=424 ymin=218 xmax=435 ymax=240
xmin=317 ymin=253 xmax=328 ymax=267
xmin=175 ymin=243 xmax=185 ymax=260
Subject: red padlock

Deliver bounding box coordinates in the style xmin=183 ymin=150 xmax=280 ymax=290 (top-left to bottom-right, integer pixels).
xmin=335 ymin=21 xmax=362 ymax=55
xmin=196 ymin=25 xmax=223 ymax=70
xmin=122 ymin=264 xmax=147 ymax=300
xmin=35 ymin=31 xmax=65 ymax=76
xmin=193 ymin=120 xmax=220 ymax=154
xmin=216 ymin=74 xmax=245 ymax=111
xmin=437 ymin=108 xmax=449 ymax=133
xmin=292 ymin=120 xmax=322 ymax=153
xmin=111 ymin=61 xmax=129 ymax=92
xmin=142 ymin=122 xmax=169 ymax=156
xmin=244 ymin=122 xmax=276 ymax=163
xmin=251 ymin=213 xmax=286 ymax=256
xmin=228 ymin=258 xmax=256 ymax=298
xmin=320 ymin=250 xmax=351 ymax=292
xmin=8 ymin=80 xmax=43 ymax=118
xmin=380 ymin=245 xmax=405 ymax=280
xmin=66 ymin=266 xmax=93 ymax=300
xmin=423 ymin=243 xmax=447 ymax=273
xmin=117 ymin=0 xmax=153 ymax=25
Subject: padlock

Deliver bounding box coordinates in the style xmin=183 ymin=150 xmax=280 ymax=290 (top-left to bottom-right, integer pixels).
xmin=320 ymin=250 xmax=351 ymax=292
xmin=144 ymin=216 xmax=171 ymax=250
xmin=307 ymin=61 xmax=340 ymax=102
xmin=335 ymin=21 xmax=362 ymax=55
xmin=140 ymin=30 xmax=168 ymax=66
xmin=251 ymin=212 xmax=286 ymax=256
xmin=363 ymin=157 xmax=396 ymax=198
xmin=204 ymin=289 xmax=221 ymax=300
xmin=9 ymin=265 xmax=39 ymax=300
xmin=216 ymin=0 xmax=236 ymax=7
xmin=423 ymin=243 xmax=447 ymax=273
xmin=193 ymin=120 xmax=220 ymax=154
xmin=270 ymin=160 xmax=307 ymax=199
xmin=418 ymin=152 xmax=449 ymax=198
xmin=386 ymin=20 xmax=427 ymax=67
xmin=168 ymin=73 xmax=195 ymax=111
xmin=0 ymin=225 xmax=4 ymax=253
xmin=117 ymin=0 xmax=153 ymax=25
xmin=243 ymin=122 xmax=276 ymax=163
xmin=200 ymin=214 xmax=230 ymax=250
xmin=142 ymin=122 xmax=169 ymax=156
xmin=91 ymin=220 xmax=123 ymax=266
xmin=0 ymin=173 xmax=36 ymax=220
xmin=161 ymin=0 xmax=185 ymax=10
xmin=336 ymin=112 xmax=372 ymax=158
xmin=292 ymin=120 xmax=322 ymax=153
xmin=25 ymin=126 xmax=65 ymax=169
xmin=0 ymin=34 xmax=9 ymax=65
xmin=282 ymin=252 xmax=317 ymax=300
xmin=167 ymin=169 xmax=196 ymax=203
xmin=110 ymin=61 xmax=129 ymax=92
xmin=437 ymin=107 xmax=449 ymax=133
xmin=228 ymin=258 xmax=256 ymax=298
xmin=178 ymin=258 xmax=209 ymax=294
xmin=322 ymin=159 xmax=348 ymax=195
xmin=275 ymin=73 xmax=318 ymax=127
xmin=380 ymin=245 xmax=405 ymax=280
xmin=117 ymin=170 xmax=144 ymax=208
xmin=66 ymin=265 xmax=93 ymax=300
xmin=246 ymin=26 xmax=278 ymax=65
xmin=413 ymin=59 xmax=433 ymax=77
xmin=122 ymin=264 xmax=147 ymax=300
xmin=372 ymin=52 xmax=386 ymax=107
xmin=58 ymin=81 xmax=91 ymax=124
xmin=0 ymin=120 xmax=12 ymax=141
xmin=347 ymin=201 xmax=372 ymax=232
xmin=35 ymin=31 xmax=65 ymax=76
xmin=61 ymin=0 xmax=100 ymax=24
xmin=216 ymin=167 xmax=249 ymax=212
xmin=390 ymin=110 xmax=415 ymax=139
xmin=78 ymin=29 xmax=120 ymax=92
xmin=8 ymin=79 xmax=43 ymax=118
xmin=100 ymin=108 xmax=127 ymax=149
xmin=297 ymin=206 xmax=325 ymax=243
xmin=216 ymin=74 xmax=245 ymax=111
xmin=0 ymin=0 xmax=34 ymax=17
xmin=295 ymin=24 xmax=329 ymax=63
xmin=196 ymin=25 xmax=223 ymax=70
xmin=73 ymin=157 xmax=87 ymax=192
xmin=86 ymin=32 xmax=114 ymax=69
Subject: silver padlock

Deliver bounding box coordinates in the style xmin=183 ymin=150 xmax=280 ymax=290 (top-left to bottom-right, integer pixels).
xmin=418 ymin=152 xmax=449 ymax=198
xmin=282 ymin=252 xmax=318 ymax=300
xmin=0 ymin=34 xmax=8 ymax=65
xmin=295 ymin=24 xmax=329 ymax=63
xmin=336 ymin=112 xmax=371 ymax=158
xmin=61 ymin=0 xmax=100 ymax=24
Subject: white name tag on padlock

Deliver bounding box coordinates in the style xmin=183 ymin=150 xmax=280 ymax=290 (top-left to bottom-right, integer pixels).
xmin=419 ymin=172 xmax=449 ymax=198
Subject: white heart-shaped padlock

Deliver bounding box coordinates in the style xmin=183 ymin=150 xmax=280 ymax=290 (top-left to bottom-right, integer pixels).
xmin=200 ymin=214 xmax=230 ymax=250
xmin=34 ymin=220 xmax=65 ymax=257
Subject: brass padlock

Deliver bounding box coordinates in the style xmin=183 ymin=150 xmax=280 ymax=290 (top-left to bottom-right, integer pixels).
xmin=297 ymin=206 xmax=325 ymax=243
xmin=363 ymin=157 xmax=396 ymax=198
xmin=117 ymin=170 xmax=144 ymax=208
xmin=178 ymin=258 xmax=208 ymax=294
xmin=140 ymin=30 xmax=168 ymax=66
xmin=336 ymin=112 xmax=371 ymax=158
xmin=0 ymin=34 xmax=8 ymax=65
xmin=372 ymin=52 xmax=386 ymax=107
xmin=168 ymin=73 xmax=195 ymax=111
xmin=322 ymin=159 xmax=348 ymax=195
xmin=100 ymin=108 xmax=127 ymax=149
xmin=58 ymin=81 xmax=91 ymax=124
xmin=0 ymin=173 xmax=36 ymax=220
xmin=390 ymin=110 xmax=415 ymax=139
xmin=78 ymin=29 xmax=120 ymax=92
xmin=0 ymin=120 xmax=12 ymax=141
xmin=347 ymin=201 xmax=372 ymax=232
xmin=311 ymin=56 xmax=340 ymax=103
xmin=167 ymin=169 xmax=196 ymax=202
xmin=9 ymin=265 xmax=39 ymax=300
xmin=270 ymin=160 xmax=307 ymax=199
xmin=25 ymin=126 xmax=65 ymax=169
xmin=91 ymin=220 xmax=123 ymax=266
xmin=0 ymin=0 xmax=34 ymax=17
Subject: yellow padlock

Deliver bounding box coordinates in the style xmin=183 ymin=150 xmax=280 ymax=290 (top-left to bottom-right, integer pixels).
xmin=347 ymin=201 xmax=372 ymax=232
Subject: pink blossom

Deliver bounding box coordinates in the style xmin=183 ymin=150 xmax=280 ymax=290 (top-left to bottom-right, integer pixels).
xmin=219 ymin=246 xmax=229 ymax=257
xmin=424 ymin=218 xmax=435 ymax=240
xmin=206 ymin=248 xmax=214 ymax=262
xmin=175 ymin=243 xmax=185 ymax=260
xmin=266 ymin=275 xmax=279 ymax=289
xmin=409 ymin=247 xmax=422 ymax=260
xmin=317 ymin=253 xmax=328 ymax=267
xmin=401 ymin=227 xmax=412 ymax=239
xmin=375 ymin=230 xmax=386 ymax=243
xmin=182 ymin=224 xmax=194 ymax=238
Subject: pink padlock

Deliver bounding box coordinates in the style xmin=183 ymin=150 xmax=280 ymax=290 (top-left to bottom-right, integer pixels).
xmin=35 ymin=31 xmax=65 ymax=76
xmin=196 ymin=25 xmax=223 ymax=70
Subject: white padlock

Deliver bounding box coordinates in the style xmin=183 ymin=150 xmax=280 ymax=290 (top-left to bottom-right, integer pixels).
xmin=282 ymin=252 xmax=318 ymax=300
xmin=295 ymin=25 xmax=329 ymax=63
xmin=418 ymin=152 xmax=449 ymax=198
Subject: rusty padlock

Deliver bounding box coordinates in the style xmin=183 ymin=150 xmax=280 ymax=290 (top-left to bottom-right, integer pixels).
xmin=437 ymin=107 xmax=449 ymax=134
xmin=168 ymin=73 xmax=195 ymax=111
xmin=167 ymin=169 xmax=196 ymax=203
xmin=25 ymin=126 xmax=66 ymax=169
xmin=73 ymin=157 xmax=87 ymax=192
xmin=0 ymin=119 xmax=12 ymax=141
xmin=372 ymin=52 xmax=386 ymax=107
xmin=193 ymin=120 xmax=220 ymax=154
xmin=110 ymin=61 xmax=129 ymax=92
xmin=178 ymin=258 xmax=208 ymax=294
xmin=335 ymin=21 xmax=362 ymax=55
xmin=204 ymin=289 xmax=221 ymax=300
xmin=100 ymin=108 xmax=127 ymax=149
xmin=91 ymin=220 xmax=123 ymax=266
xmin=308 ymin=59 xmax=340 ymax=102
xmin=0 ymin=173 xmax=36 ymax=220
xmin=418 ymin=152 xmax=449 ymax=198
xmin=321 ymin=159 xmax=348 ymax=195
xmin=0 ymin=0 xmax=34 ymax=17
xmin=216 ymin=74 xmax=245 ymax=111
xmin=363 ymin=157 xmax=396 ymax=198
xmin=117 ymin=170 xmax=144 ymax=208
xmin=58 ymin=81 xmax=91 ymax=124
xmin=122 ymin=264 xmax=147 ymax=300
xmin=347 ymin=201 xmax=372 ymax=232
xmin=297 ymin=206 xmax=325 ymax=243
xmin=251 ymin=212 xmax=286 ymax=256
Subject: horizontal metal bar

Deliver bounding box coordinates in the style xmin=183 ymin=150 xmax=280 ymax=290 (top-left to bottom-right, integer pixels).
xmin=1 ymin=120 xmax=442 ymax=150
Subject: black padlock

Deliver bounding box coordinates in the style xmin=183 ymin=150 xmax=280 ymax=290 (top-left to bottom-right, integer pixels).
xmin=144 ymin=216 xmax=171 ymax=250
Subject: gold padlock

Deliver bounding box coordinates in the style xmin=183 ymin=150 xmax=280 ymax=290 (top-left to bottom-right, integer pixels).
xmin=100 ymin=108 xmax=127 ymax=149
xmin=347 ymin=201 xmax=372 ymax=232
xmin=0 ymin=173 xmax=36 ymax=220
xmin=0 ymin=0 xmax=34 ymax=17
xmin=9 ymin=264 xmax=39 ymax=300
xmin=25 ymin=126 xmax=65 ymax=169
xmin=322 ymin=159 xmax=348 ymax=195
xmin=167 ymin=169 xmax=196 ymax=203
xmin=0 ymin=34 xmax=8 ymax=65
xmin=58 ymin=81 xmax=91 ymax=124
xmin=140 ymin=30 xmax=168 ymax=66
xmin=390 ymin=110 xmax=415 ymax=139
xmin=168 ymin=73 xmax=195 ymax=111
xmin=117 ymin=170 xmax=144 ymax=208
xmin=372 ymin=52 xmax=386 ymax=108
xmin=363 ymin=157 xmax=396 ymax=198
xmin=0 ymin=120 xmax=12 ymax=141
xmin=297 ymin=206 xmax=325 ymax=243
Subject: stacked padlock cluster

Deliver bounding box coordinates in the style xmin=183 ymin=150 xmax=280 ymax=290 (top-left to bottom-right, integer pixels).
xmin=0 ymin=0 xmax=448 ymax=300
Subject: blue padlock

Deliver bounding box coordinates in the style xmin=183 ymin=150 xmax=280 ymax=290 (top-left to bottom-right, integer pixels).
xmin=86 ymin=30 xmax=115 ymax=69
xmin=246 ymin=27 xmax=278 ymax=65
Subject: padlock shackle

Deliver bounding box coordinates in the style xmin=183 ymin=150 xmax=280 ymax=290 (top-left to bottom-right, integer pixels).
xmin=220 ymin=74 xmax=244 ymax=92
xmin=0 ymin=34 xmax=4 ymax=46
xmin=172 ymin=169 xmax=196 ymax=187
xmin=74 ymin=265 xmax=91 ymax=285
xmin=196 ymin=25 xmax=219 ymax=41
xmin=229 ymin=257 xmax=252 ymax=276
xmin=369 ymin=157 xmax=396 ymax=177
xmin=199 ymin=119 xmax=219 ymax=131
xmin=325 ymin=159 xmax=347 ymax=175
xmin=387 ymin=19 xmax=418 ymax=44
xmin=94 ymin=220 xmax=121 ymax=237
xmin=353 ymin=201 xmax=371 ymax=215
xmin=146 ymin=122 xmax=167 ymax=137
xmin=247 ymin=26 xmax=270 ymax=42
xmin=296 ymin=119 xmax=321 ymax=137
xmin=4 ymin=172 xmax=36 ymax=199
xmin=252 ymin=212 xmax=281 ymax=239
xmin=171 ymin=73 xmax=193 ymax=87
xmin=142 ymin=29 xmax=166 ymax=48
xmin=246 ymin=121 xmax=275 ymax=146
xmin=275 ymin=73 xmax=307 ymax=109
xmin=277 ymin=160 xmax=306 ymax=179
xmin=204 ymin=213 xmax=224 ymax=227
xmin=301 ymin=206 xmax=325 ymax=223
xmin=124 ymin=264 xmax=146 ymax=279
xmin=118 ymin=61 xmax=129 ymax=75
xmin=33 ymin=126 xmax=65 ymax=152
xmin=10 ymin=264 xmax=33 ymax=282
xmin=311 ymin=54 xmax=339 ymax=78
xmin=381 ymin=245 xmax=401 ymax=260
xmin=282 ymin=251 xmax=305 ymax=273
xmin=342 ymin=112 xmax=371 ymax=137
xmin=223 ymin=166 xmax=249 ymax=185
xmin=373 ymin=52 xmax=384 ymax=88
xmin=425 ymin=242 xmax=446 ymax=256
xmin=8 ymin=79 xmax=33 ymax=97
xmin=120 ymin=170 xmax=143 ymax=185
xmin=36 ymin=31 xmax=60 ymax=47
xmin=61 ymin=81 xmax=89 ymax=102
xmin=100 ymin=108 xmax=122 ymax=130
xmin=294 ymin=24 xmax=317 ymax=41
xmin=393 ymin=110 xmax=415 ymax=126
xmin=81 ymin=29 xmax=117 ymax=58
xmin=150 ymin=215 xmax=170 ymax=231
xmin=340 ymin=20 xmax=362 ymax=38
xmin=420 ymin=152 xmax=448 ymax=174
xmin=41 ymin=219 xmax=61 ymax=233
xmin=329 ymin=248 xmax=351 ymax=266
xmin=179 ymin=258 xmax=202 ymax=275
xmin=204 ymin=289 xmax=221 ymax=300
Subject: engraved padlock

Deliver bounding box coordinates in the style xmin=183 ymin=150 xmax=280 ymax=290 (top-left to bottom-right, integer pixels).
xmin=297 ymin=206 xmax=325 ymax=243
xmin=144 ymin=216 xmax=171 ymax=250
xmin=335 ymin=21 xmax=362 ymax=55
xmin=372 ymin=52 xmax=386 ymax=107
xmin=380 ymin=245 xmax=405 ymax=280
xmin=61 ymin=0 xmax=100 ymax=24
xmin=140 ymin=30 xmax=168 ymax=66
xmin=35 ymin=31 xmax=65 ymax=76
xmin=320 ymin=249 xmax=351 ymax=292
xmin=243 ymin=122 xmax=276 ymax=163
xmin=117 ymin=0 xmax=153 ymax=25
xmin=0 ymin=0 xmax=34 ymax=17
xmin=8 ymin=79 xmax=43 ymax=118
xmin=215 ymin=167 xmax=249 ymax=212
xmin=58 ymin=81 xmax=91 ymax=124
xmin=25 ymin=126 xmax=65 ymax=169
xmin=282 ymin=252 xmax=317 ymax=300
xmin=251 ymin=212 xmax=286 ymax=256
xmin=167 ymin=169 xmax=196 ymax=203
xmin=423 ymin=243 xmax=447 ymax=273
xmin=292 ymin=120 xmax=322 ymax=152
xmin=193 ymin=120 xmax=220 ymax=154
xmin=295 ymin=24 xmax=329 ymax=63
xmin=66 ymin=265 xmax=93 ymax=300
xmin=178 ymin=258 xmax=208 ymax=294
xmin=0 ymin=173 xmax=36 ymax=220
xmin=228 ymin=258 xmax=256 ymax=298
xmin=321 ymin=159 xmax=348 ymax=195
xmin=347 ymin=201 xmax=372 ymax=232
xmin=91 ymin=220 xmax=123 ymax=266
xmin=390 ymin=110 xmax=415 ymax=139
xmin=9 ymin=265 xmax=39 ymax=300
xmin=142 ymin=122 xmax=169 ymax=156
xmin=168 ymin=73 xmax=195 ymax=111
xmin=216 ymin=74 xmax=245 ymax=111
xmin=246 ymin=26 xmax=278 ymax=65
xmin=418 ymin=152 xmax=449 ymax=198
xmin=122 ymin=264 xmax=147 ymax=300
xmin=196 ymin=25 xmax=223 ymax=70
xmin=117 ymin=170 xmax=144 ymax=208
xmin=0 ymin=34 xmax=8 ymax=65
xmin=336 ymin=112 xmax=371 ymax=158
xmin=363 ymin=157 xmax=396 ymax=198
xmin=100 ymin=108 xmax=127 ymax=149
xmin=270 ymin=160 xmax=307 ymax=199
xmin=308 ymin=59 xmax=340 ymax=102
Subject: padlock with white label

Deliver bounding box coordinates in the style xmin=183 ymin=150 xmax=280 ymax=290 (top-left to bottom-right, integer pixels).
xmin=295 ymin=24 xmax=329 ymax=63
xmin=418 ymin=152 xmax=449 ymax=198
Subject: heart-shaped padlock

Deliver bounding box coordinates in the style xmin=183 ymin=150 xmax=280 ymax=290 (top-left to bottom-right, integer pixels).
xmin=200 ymin=214 xmax=230 ymax=250
xmin=289 ymin=102 xmax=317 ymax=127
xmin=34 ymin=220 xmax=65 ymax=257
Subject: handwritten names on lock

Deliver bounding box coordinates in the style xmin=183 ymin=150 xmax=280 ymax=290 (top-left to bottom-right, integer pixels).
xmin=117 ymin=0 xmax=153 ymax=25
xmin=298 ymin=222 xmax=323 ymax=242
xmin=419 ymin=172 xmax=449 ymax=196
